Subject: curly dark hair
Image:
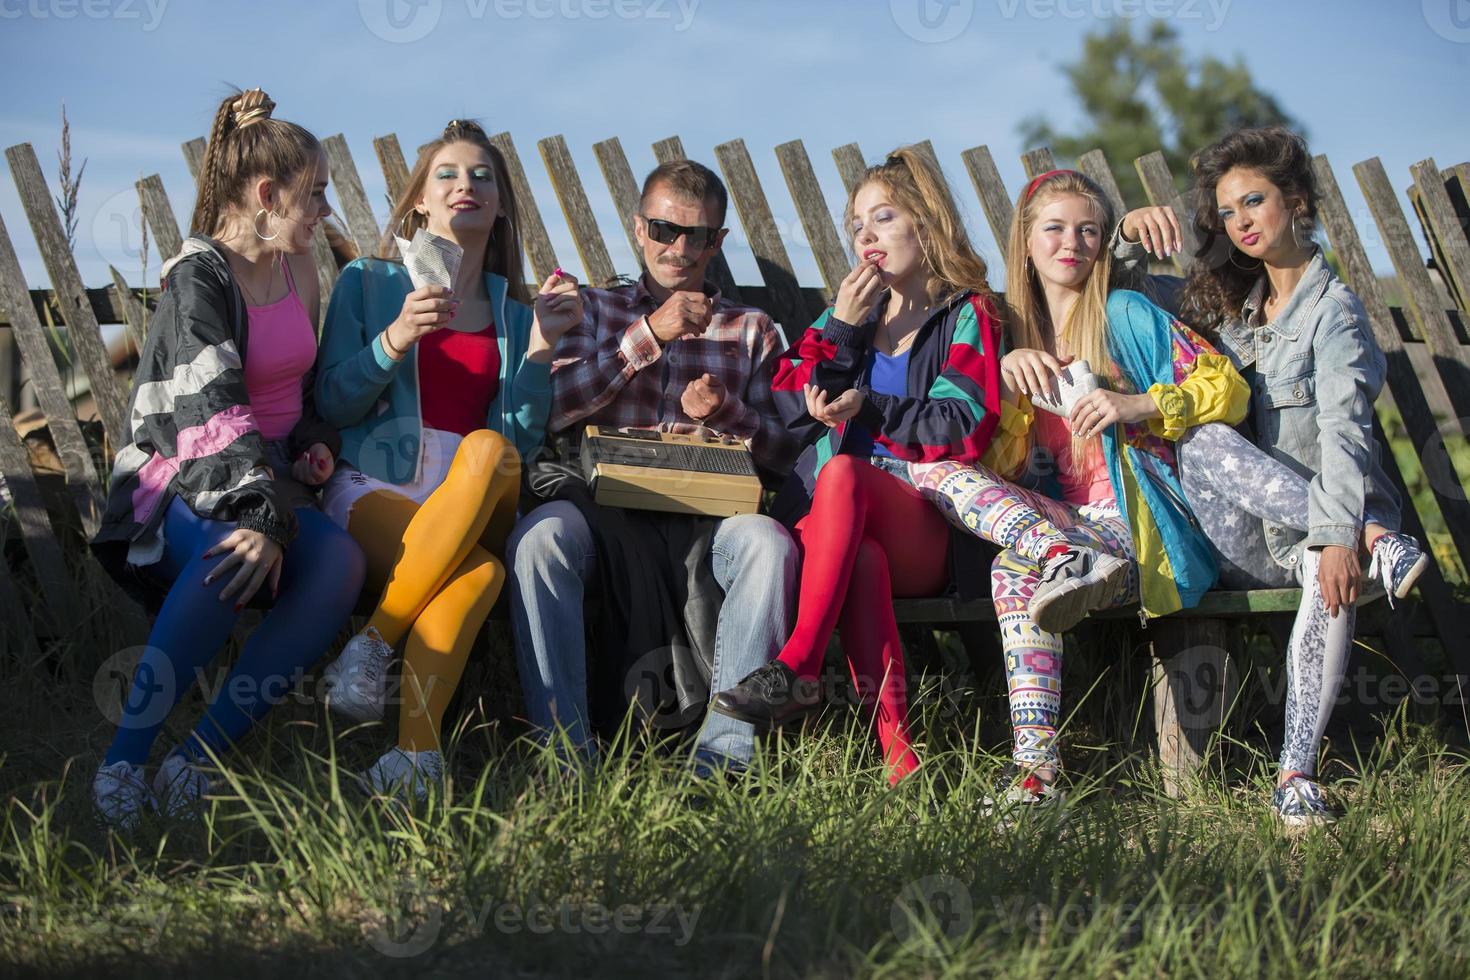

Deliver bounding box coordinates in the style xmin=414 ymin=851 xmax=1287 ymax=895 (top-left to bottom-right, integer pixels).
xmin=1179 ymin=126 xmax=1317 ymax=335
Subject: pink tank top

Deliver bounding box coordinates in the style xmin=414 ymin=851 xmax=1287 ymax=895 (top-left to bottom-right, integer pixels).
xmin=1034 ymin=409 xmax=1113 ymax=506
xmin=242 ymin=260 xmax=317 ymax=441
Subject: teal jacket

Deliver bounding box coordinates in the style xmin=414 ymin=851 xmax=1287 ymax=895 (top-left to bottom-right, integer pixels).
xmin=315 ymin=258 xmax=551 ymax=483
xmin=1100 ymin=289 xmax=1247 ymax=616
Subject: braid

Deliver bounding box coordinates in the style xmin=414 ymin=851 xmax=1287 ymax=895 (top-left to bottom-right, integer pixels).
xmin=191 ymin=97 xmax=236 ymax=237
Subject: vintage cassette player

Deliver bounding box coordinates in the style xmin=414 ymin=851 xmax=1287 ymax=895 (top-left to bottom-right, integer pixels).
xmin=579 ymin=426 xmax=763 ymax=518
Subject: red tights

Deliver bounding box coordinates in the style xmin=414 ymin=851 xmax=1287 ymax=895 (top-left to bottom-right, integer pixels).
xmin=778 ymin=455 xmax=951 ymax=784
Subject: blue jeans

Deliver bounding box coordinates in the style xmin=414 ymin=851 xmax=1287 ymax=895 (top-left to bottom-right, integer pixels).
xmin=506 ymin=501 xmax=798 ymax=767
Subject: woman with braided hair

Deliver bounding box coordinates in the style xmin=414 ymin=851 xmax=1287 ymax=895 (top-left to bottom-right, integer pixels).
xmin=313 ymin=120 xmax=582 ymax=800
xmin=92 ymin=88 xmax=364 ymax=828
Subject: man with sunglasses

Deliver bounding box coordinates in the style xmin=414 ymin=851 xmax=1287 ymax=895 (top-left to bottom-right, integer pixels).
xmin=507 ymin=159 xmax=800 ymax=780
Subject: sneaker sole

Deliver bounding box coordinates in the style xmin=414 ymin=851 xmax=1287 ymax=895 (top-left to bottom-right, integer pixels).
xmin=1275 ymin=811 xmax=1337 ymax=827
xmin=1030 ymin=556 xmax=1131 ymax=633
xmin=1392 ymin=551 xmax=1430 ymax=600
xmin=708 ymin=697 xmax=818 ymax=733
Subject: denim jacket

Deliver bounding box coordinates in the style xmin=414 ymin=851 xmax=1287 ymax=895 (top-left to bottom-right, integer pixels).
xmin=1112 ymin=229 xmax=1399 ymax=570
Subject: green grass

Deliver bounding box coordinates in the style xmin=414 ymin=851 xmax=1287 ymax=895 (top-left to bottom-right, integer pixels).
xmin=3 ymin=619 xmax=1470 ymax=979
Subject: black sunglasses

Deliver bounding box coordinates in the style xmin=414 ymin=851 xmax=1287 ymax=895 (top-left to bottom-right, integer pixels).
xmin=639 ymin=214 xmax=721 ymax=250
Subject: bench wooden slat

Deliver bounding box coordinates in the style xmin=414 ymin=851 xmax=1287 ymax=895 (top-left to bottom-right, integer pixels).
xmin=539 ymin=134 xmax=616 ymax=287
xmin=6 ymin=143 xmax=129 ymax=452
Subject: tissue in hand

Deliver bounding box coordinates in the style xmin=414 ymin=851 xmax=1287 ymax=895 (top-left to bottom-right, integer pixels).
xmin=394 ymin=228 xmax=463 ymax=291
xmin=1028 ymin=360 xmax=1101 ymax=417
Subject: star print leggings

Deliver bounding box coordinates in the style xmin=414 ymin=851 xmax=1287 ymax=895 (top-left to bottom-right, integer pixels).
xmin=913 ymin=460 xmax=1138 ymax=771
xmin=1176 ymin=421 xmax=1371 ymax=777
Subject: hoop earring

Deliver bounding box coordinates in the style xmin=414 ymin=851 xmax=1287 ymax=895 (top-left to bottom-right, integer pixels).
xmin=253 ymin=208 xmax=280 ymax=242
xmin=1228 ymin=249 xmax=1258 ymax=272
xmin=1291 ymin=216 xmax=1313 ymax=251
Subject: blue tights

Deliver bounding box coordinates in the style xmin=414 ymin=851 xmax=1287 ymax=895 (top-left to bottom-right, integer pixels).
xmin=104 ymin=496 xmax=365 ymax=766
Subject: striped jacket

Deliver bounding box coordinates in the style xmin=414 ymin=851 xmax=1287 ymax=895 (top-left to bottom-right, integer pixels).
xmin=769 ymin=290 xmax=1004 ymax=523
xmin=93 ymin=237 xmax=339 ymax=573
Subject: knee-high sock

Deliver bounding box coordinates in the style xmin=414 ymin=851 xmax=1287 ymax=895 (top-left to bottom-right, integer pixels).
xmin=397 ymin=545 xmax=505 ymax=752
xmin=1279 ymin=547 xmax=1355 ymax=777
xmin=916 ymin=460 xmax=1074 ymax=562
xmin=355 ymin=430 xmax=520 ymax=648
xmin=777 ymin=456 xmax=950 ymax=679
xmin=836 ymin=537 xmax=920 ymax=785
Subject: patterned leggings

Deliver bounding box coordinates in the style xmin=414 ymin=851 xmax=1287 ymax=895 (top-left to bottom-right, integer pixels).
xmin=1176 ymin=422 xmax=1358 ymax=777
xmin=914 ymin=461 xmax=1138 ymax=768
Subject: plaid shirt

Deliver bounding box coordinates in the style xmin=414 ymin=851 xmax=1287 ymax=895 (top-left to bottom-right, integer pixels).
xmin=550 ymin=276 xmax=800 ymax=473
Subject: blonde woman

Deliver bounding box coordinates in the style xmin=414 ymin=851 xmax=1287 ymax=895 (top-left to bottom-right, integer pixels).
xmin=913 ymin=169 xmax=1249 ymax=818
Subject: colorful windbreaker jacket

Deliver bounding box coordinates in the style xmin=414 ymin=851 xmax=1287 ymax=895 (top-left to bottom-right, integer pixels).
xmin=768 ymin=290 xmax=1006 ymax=523
xmin=1066 ymin=289 xmax=1249 ymax=617
xmin=93 ymin=237 xmax=340 ymax=572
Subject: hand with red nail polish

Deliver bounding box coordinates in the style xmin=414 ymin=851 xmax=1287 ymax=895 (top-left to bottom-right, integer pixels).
xmin=208 ymin=526 xmax=284 ymax=608
xmin=291 ymin=442 xmax=335 ymax=486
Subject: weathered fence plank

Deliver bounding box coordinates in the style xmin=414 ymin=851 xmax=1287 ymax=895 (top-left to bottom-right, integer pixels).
xmin=0 ymin=212 xmax=105 ymax=535
xmin=1021 ymin=147 xmax=1056 ymax=180
xmin=107 ymin=265 xmax=148 ymax=351
xmin=1133 ymin=151 xmax=1200 ymax=275
xmin=775 ymin=139 xmax=849 ymax=298
xmin=1410 ymin=158 xmax=1470 ymax=321
xmin=831 ymin=143 xmax=866 ymax=195
xmin=322 ymin=134 xmax=382 ymax=257
xmin=715 ymin=138 xmax=810 ymax=330
xmin=489 ymin=132 xmax=559 ymax=284
xmin=1355 ymin=158 xmax=1470 ymax=413
xmin=1077 ymin=148 xmax=1127 ymax=218
xmin=961 ymin=145 xmax=1015 ymax=248
xmin=181 ymin=137 xmax=205 ymax=180
xmin=373 ymin=134 xmax=412 ymax=207
xmin=136 ymin=173 xmax=183 ymax=261
xmin=539 ymin=135 xmax=616 ymax=287
xmin=0 ymin=393 xmax=83 ymax=634
xmin=592 ymin=136 xmax=643 ymax=265
xmin=6 ymin=143 xmax=128 ymax=451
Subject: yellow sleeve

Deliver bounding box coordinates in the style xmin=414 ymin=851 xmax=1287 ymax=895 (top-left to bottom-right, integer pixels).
xmin=980 ymin=396 xmax=1035 ymax=479
xmin=1146 ymin=352 xmax=1249 ymax=440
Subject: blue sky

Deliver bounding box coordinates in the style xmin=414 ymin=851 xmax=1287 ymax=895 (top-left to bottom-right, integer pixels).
xmin=0 ymin=0 xmax=1466 ymax=300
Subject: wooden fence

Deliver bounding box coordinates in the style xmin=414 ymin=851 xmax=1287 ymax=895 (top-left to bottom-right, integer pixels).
xmin=2 ymin=130 xmax=1469 ymax=690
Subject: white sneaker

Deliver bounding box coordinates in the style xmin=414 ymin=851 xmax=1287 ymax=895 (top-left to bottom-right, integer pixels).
xmin=356 ymin=747 xmax=444 ymax=803
xmin=322 ymin=626 xmax=394 ymax=722
xmin=93 ymin=760 xmax=151 ymax=830
xmin=1029 ymin=545 xmax=1132 ymax=633
xmin=152 ymin=753 xmax=210 ymax=817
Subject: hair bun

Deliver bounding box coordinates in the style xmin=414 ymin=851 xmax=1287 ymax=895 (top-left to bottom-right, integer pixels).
xmin=231 ymin=88 xmax=275 ymax=129
xmin=443 ymin=118 xmax=489 ymax=141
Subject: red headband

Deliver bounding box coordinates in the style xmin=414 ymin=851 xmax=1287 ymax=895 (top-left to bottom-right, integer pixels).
xmin=1022 ymin=168 xmax=1080 ymax=201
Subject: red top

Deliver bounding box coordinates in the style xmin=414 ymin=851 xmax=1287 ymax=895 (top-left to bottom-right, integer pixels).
xmin=417 ymin=322 xmax=501 ymax=436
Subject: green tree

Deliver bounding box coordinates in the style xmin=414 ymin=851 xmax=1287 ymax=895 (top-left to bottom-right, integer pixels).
xmin=1020 ymin=21 xmax=1303 ymax=206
